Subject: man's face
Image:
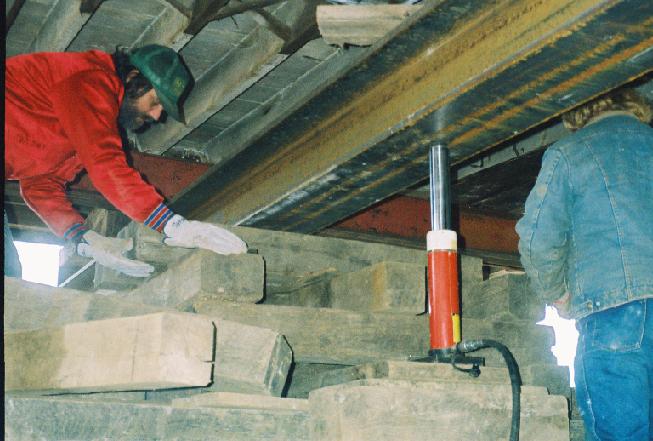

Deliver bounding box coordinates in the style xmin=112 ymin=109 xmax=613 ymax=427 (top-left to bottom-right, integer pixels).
xmin=118 ymin=88 xmax=164 ymax=132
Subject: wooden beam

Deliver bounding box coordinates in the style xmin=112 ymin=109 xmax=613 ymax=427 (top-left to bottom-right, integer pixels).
xmin=5 ymin=0 xmax=26 ymax=35
xmin=189 ymin=40 xmax=367 ymax=166
xmin=5 ymin=312 xmax=215 ymax=393
xmin=137 ymin=27 xmax=285 ymax=154
xmin=317 ymin=4 xmax=422 ymax=47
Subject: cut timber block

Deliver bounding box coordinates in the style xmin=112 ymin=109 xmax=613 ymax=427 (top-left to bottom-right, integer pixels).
xmin=4 ymin=279 xmax=291 ymax=397
xmin=522 ymin=363 xmax=571 ymax=397
xmin=4 ymin=312 xmax=215 ymax=393
xmin=212 ymin=319 xmax=292 ymax=397
xmin=5 ymin=395 xmax=310 ymax=440
xmin=316 ymin=4 xmax=422 ymax=47
xmin=4 ymin=277 xmax=167 ymax=332
xmin=309 ymin=379 xmax=569 ymax=441
xmin=463 ymin=271 xmax=544 ymax=321
xmin=120 ymin=223 xmax=427 ymax=296
xmin=329 ymin=261 xmax=425 ymax=313
xmin=123 ymin=250 xmax=264 ymax=308
xmin=315 ymin=360 xmax=515 ymax=390
xmin=171 ymin=392 xmax=309 ymax=411
xmin=145 ymin=318 xmax=292 ymax=400
xmin=285 ymin=363 xmax=351 ymax=399
xmin=193 ymin=300 xmax=430 ymax=365
xmin=265 ymin=269 xmax=337 ymax=307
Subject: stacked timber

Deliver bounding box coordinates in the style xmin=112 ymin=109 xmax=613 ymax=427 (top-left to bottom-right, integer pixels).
xmin=4 ymin=223 xmax=570 ymax=440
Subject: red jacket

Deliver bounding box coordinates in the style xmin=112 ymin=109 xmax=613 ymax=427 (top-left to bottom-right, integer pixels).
xmin=5 ymin=50 xmax=172 ymax=239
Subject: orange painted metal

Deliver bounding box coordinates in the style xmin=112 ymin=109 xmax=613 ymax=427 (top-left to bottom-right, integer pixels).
xmin=334 ymin=195 xmax=518 ymax=254
xmin=427 ymin=249 xmax=460 ymax=350
xmin=72 ymin=152 xmax=209 ymax=199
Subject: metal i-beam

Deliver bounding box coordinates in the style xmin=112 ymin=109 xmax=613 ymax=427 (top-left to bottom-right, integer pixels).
xmin=173 ymin=0 xmax=653 ymax=232
xmin=331 ymin=195 xmax=519 ymax=255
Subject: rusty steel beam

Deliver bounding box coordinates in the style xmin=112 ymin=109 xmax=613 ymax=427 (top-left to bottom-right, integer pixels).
xmin=172 ymin=0 xmax=653 ymax=233
xmin=332 ymin=196 xmax=519 ymax=255
xmin=70 ymin=152 xmax=209 ymax=200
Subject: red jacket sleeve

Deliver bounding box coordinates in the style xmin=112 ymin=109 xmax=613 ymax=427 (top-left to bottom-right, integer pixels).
xmin=49 ymin=70 xmax=165 ymax=225
xmin=19 ymin=174 xmax=86 ymax=238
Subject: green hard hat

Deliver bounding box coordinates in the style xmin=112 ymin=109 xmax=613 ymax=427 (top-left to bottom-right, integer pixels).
xmin=128 ymin=44 xmax=193 ymax=123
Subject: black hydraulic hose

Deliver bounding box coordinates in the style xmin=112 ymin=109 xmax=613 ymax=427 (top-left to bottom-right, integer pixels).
xmin=456 ymin=339 xmax=522 ymax=441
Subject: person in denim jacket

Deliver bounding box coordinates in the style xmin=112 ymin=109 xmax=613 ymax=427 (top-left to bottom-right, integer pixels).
xmin=516 ymin=88 xmax=653 ymax=440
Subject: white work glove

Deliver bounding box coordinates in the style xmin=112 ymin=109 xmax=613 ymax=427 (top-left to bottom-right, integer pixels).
xmin=163 ymin=214 xmax=247 ymax=255
xmin=77 ymin=230 xmax=155 ymax=278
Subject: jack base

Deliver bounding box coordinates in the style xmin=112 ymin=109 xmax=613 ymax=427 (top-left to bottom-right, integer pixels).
xmin=410 ymin=349 xmax=485 ymax=367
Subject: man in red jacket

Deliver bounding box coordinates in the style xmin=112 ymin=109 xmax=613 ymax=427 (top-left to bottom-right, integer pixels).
xmin=5 ymin=45 xmax=247 ymax=278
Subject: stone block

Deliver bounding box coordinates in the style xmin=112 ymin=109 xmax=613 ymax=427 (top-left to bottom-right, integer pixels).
xmin=309 ymin=379 xmax=569 ymax=441
xmin=5 ymin=312 xmax=215 ymax=393
xmin=171 ymin=392 xmax=309 ymax=411
xmin=5 ymin=395 xmax=310 ymax=440
xmin=123 ymin=250 xmax=264 ymax=308
xmin=463 ymin=271 xmax=545 ymax=321
xmin=329 ymin=261 xmax=426 ymax=313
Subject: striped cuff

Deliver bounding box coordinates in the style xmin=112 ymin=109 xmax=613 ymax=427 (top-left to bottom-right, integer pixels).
xmin=63 ymin=223 xmax=89 ymax=243
xmin=144 ymin=203 xmax=174 ymax=233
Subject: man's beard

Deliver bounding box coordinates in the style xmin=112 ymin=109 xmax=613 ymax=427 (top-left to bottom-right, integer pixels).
xmin=118 ymin=96 xmax=155 ymax=132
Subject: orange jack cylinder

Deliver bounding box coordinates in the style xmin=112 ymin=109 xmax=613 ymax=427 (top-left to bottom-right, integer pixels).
xmin=427 ymin=230 xmax=461 ymax=350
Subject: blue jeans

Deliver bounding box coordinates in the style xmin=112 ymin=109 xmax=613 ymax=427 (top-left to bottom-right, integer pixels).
xmin=575 ymin=298 xmax=653 ymax=441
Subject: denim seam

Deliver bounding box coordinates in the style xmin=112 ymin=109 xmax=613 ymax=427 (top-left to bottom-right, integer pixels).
xmin=578 ymin=352 xmax=600 ymax=440
xmin=525 ymin=149 xmax=566 ymax=295
xmin=585 ymin=141 xmax=630 ymax=295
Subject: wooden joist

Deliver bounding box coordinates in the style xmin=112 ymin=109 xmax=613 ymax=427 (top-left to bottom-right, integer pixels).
xmin=316 ymin=4 xmax=422 ymax=47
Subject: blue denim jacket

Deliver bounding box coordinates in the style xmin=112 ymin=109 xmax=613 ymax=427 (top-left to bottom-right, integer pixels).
xmin=516 ymin=114 xmax=653 ymax=320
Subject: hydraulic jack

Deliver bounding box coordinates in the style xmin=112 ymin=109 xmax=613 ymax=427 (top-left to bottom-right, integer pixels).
xmin=411 ymin=144 xmax=522 ymax=441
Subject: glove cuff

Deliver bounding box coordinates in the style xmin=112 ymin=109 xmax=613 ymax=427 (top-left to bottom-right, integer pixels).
xmin=144 ymin=203 xmax=175 ymax=233
xmin=63 ymin=223 xmax=89 ymax=243
xmin=162 ymin=214 xmax=186 ymax=238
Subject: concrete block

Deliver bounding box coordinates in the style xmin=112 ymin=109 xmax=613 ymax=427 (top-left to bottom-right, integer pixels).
xmin=5 ymin=312 xmax=215 ymax=393
xmin=123 ymin=250 xmax=264 ymax=308
xmin=463 ymin=271 xmax=545 ymax=321
xmin=4 ymin=277 xmax=165 ymax=332
xmin=329 ymin=261 xmax=426 ymax=313
xmin=309 ymin=379 xmax=569 ymax=441
xmin=5 ymin=395 xmax=310 ymax=440
xmin=171 ymin=392 xmax=309 ymax=411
